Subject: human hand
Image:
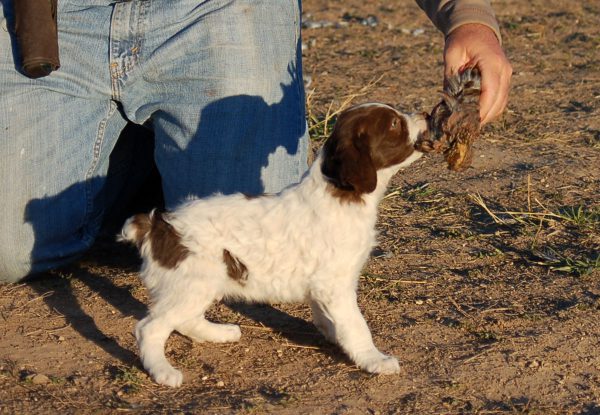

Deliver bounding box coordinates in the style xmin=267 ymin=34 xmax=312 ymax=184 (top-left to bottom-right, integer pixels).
xmin=443 ymin=23 xmax=512 ymax=125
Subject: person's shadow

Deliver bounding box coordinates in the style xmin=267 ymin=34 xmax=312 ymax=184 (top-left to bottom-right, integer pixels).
xmin=165 ymin=66 xmax=306 ymax=199
xmin=20 ymin=60 xmax=334 ymax=367
xmin=24 ymin=123 xmax=160 ymax=364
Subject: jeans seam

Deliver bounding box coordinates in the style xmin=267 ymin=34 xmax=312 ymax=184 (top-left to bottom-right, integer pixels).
xmin=110 ymin=0 xmax=148 ymax=98
xmin=81 ymin=100 xmax=118 ymax=244
xmin=110 ymin=3 xmax=123 ymax=100
xmin=125 ymin=0 xmax=148 ymax=75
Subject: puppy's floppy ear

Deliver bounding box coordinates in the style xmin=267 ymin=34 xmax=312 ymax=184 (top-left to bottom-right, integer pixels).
xmin=321 ymin=128 xmax=377 ymax=194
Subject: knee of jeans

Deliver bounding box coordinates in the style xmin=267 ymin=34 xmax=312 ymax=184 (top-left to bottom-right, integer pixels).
xmin=0 ymin=230 xmax=34 ymax=283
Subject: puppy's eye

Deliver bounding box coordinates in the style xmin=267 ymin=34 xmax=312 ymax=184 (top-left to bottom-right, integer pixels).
xmin=391 ymin=118 xmax=400 ymax=129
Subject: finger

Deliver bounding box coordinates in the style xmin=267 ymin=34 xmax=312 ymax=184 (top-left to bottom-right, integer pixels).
xmin=443 ymin=43 xmax=469 ymax=78
xmin=481 ymin=87 xmax=506 ymax=124
xmin=480 ymin=92 xmax=501 ymax=124
xmin=478 ymin=73 xmax=500 ymax=124
xmin=483 ymin=89 xmax=510 ymax=125
xmin=481 ymin=67 xmax=512 ymax=124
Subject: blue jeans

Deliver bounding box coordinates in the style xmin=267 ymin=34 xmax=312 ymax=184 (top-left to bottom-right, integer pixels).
xmin=0 ymin=0 xmax=308 ymax=282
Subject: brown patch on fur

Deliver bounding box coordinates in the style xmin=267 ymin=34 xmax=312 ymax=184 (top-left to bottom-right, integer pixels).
xmin=223 ymin=249 xmax=249 ymax=284
xmin=321 ymin=105 xmax=415 ymax=203
xmin=130 ymin=213 xmax=152 ymax=249
xmin=325 ymin=183 xmax=366 ymax=204
xmin=149 ymin=211 xmax=190 ymax=269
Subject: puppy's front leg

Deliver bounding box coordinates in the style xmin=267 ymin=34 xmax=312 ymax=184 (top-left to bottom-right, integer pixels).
xmin=310 ymin=300 xmax=335 ymax=343
xmin=312 ymin=293 xmax=400 ymax=375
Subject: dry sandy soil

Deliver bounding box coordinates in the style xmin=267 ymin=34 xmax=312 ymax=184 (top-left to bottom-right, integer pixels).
xmin=1 ymin=0 xmax=599 ymax=413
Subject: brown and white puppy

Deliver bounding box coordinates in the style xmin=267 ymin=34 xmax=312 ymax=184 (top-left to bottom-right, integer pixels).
xmin=120 ymin=103 xmax=427 ymax=387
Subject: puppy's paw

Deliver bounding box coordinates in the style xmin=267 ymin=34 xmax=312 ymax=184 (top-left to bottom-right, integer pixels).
xmin=178 ymin=321 xmax=242 ymax=343
xmin=358 ymin=352 xmax=400 ymax=375
xmin=150 ymin=364 xmax=183 ymax=387
xmin=213 ymin=324 xmax=242 ymax=343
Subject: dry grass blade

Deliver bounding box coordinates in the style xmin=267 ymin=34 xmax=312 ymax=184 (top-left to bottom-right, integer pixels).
xmin=470 ymin=190 xmax=599 ymax=276
xmin=469 ymin=193 xmax=509 ymax=225
xmin=360 ymin=275 xmax=428 ymax=285
xmin=306 ymin=74 xmax=384 ymax=141
xmin=470 ymin=193 xmax=599 ymax=228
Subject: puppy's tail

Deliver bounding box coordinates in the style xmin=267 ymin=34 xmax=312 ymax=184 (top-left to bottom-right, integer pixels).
xmin=119 ymin=210 xmax=190 ymax=268
xmin=118 ymin=210 xmax=155 ymax=249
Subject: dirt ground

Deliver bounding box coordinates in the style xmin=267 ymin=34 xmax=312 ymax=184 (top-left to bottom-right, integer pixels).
xmin=1 ymin=0 xmax=599 ymax=413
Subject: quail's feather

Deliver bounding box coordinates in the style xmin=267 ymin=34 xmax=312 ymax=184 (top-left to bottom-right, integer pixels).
xmin=416 ymin=67 xmax=481 ymax=171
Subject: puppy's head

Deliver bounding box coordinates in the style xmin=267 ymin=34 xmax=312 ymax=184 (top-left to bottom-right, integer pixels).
xmin=321 ymin=104 xmax=426 ymax=200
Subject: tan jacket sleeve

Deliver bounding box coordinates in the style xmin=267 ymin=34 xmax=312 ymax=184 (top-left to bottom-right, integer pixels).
xmin=415 ymin=0 xmax=502 ymax=43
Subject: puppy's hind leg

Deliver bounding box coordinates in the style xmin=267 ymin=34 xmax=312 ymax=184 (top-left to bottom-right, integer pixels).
xmin=177 ymin=318 xmax=241 ymax=343
xmin=136 ymin=314 xmax=183 ymax=387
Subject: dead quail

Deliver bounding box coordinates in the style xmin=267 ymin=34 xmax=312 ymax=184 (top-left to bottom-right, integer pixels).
xmin=416 ymin=67 xmax=481 ymax=171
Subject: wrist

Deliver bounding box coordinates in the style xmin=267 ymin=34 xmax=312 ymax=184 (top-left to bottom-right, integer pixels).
xmin=447 ymin=23 xmax=501 ymax=45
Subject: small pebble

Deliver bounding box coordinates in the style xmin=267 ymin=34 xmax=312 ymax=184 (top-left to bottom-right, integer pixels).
xmin=216 ymin=380 xmax=225 ymax=387
xmin=303 ymin=74 xmax=312 ymax=89
xmin=30 ymin=374 xmax=50 ymax=385
xmin=360 ymin=15 xmax=379 ymax=27
xmin=302 ymin=20 xmax=334 ymax=30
